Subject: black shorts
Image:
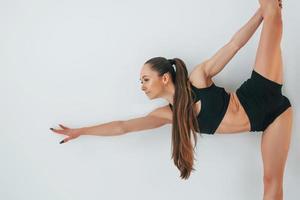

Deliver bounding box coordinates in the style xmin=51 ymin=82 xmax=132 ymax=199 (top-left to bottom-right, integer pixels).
xmin=236 ymin=70 xmax=291 ymax=132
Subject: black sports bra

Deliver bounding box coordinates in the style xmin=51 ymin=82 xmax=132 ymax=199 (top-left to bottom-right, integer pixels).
xmin=169 ymin=83 xmax=230 ymax=134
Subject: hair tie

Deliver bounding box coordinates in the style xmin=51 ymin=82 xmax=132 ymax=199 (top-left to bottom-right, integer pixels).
xmin=168 ymin=59 xmax=176 ymax=65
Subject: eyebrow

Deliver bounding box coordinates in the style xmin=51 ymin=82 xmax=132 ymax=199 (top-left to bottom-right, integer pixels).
xmin=139 ymin=75 xmax=149 ymax=80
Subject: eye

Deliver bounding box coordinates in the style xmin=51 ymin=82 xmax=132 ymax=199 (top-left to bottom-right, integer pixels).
xmin=140 ymin=79 xmax=149 ymax=84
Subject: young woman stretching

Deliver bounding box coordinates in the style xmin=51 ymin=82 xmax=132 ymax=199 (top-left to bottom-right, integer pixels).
xmin=51 ymin=0 xmax=292 ymax=199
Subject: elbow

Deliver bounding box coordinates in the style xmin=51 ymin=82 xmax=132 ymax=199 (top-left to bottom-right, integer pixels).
xmin=118 ymin=120 xmax=128 ymax=135
xmin=108 ymin=120 xmax=127 ymax=136
xmin=230 ymin=39 xmax=242 ymax=51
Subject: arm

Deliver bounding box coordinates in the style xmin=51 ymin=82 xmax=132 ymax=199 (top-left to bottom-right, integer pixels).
xmin=52 ymin=105 xmax=171 ymax=143
xmin=81 ymin=106 xmax=170 ymax=136
xmin=200 ymin=8 xmax=263 ymax=78
xmin=231 ymin=8 xmax=264 ymax=48
xmin=80 ymin=120 xmax=125 ymax=136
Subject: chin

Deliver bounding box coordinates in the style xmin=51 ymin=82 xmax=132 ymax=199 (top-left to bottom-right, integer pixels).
xmin=146 ymin=91 xmax=159 ymax=99
xmin=146 ymin=93 xmax=154 ymax=99
xmin=149 ymin=95 xmax=159 ymax=100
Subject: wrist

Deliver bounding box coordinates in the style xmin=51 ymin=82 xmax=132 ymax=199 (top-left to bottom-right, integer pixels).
xmin=257 ymin=7 xmax=264 ymax=19
xmin=78 ymin=127 xmax=88 ymax=135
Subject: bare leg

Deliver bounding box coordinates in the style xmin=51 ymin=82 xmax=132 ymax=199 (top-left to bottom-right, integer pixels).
xmin=254 ymin=0 xmax=283 ymax=84
xmin=261 ymin=107 xmax=293 ymax=200
xmin=256 ymin=2 xmax=293 ymax=199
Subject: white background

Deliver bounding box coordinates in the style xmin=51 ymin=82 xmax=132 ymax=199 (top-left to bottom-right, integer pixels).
xmin=1 ymin=0 xmax=299 ymax=199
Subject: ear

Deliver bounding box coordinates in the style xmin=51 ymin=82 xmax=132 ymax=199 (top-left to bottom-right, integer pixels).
xmin=162 ymin=73 xmax=171 ymax=85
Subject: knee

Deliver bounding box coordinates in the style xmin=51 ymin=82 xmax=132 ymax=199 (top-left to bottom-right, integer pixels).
xmin=263 ymin=175 xmax=283 ymax=197
xmin=263 ymin=175 xmax=282 ymax=187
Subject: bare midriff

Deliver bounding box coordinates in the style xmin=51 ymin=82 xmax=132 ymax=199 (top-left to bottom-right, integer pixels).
xmin=215 ymin=92 xmax=251 ymax=134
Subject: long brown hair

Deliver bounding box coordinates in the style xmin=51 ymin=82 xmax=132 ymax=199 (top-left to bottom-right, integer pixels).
xmin=145 ymin=57 xmax=200 ymax=180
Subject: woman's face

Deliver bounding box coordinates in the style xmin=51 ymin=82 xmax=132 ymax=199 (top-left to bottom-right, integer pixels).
xmin=140 ymin=64 xmax=168 ymax=99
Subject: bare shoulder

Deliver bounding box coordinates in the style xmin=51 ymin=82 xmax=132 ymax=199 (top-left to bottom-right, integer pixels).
xmin=189 ymin=62 xmax=213 ymax=88
xmin=148 ymin=104 xmax=173 ymax=124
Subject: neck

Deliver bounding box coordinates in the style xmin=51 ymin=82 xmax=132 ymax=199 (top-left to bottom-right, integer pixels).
xmin=162 ymin=82 xmax=175 ymax=106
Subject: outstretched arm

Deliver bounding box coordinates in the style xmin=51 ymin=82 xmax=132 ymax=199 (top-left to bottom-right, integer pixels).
xmin=231 ymin=8 xmax=264 ymax=48
xmin=50 ymin=105 xmax=171 ymax=143
xmin=200 ymin=7 xmax=264 ymax=78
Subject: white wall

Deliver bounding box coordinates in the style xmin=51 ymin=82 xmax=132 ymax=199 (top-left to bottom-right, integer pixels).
xmin=1 ymin=0 xmax=299 ymax=199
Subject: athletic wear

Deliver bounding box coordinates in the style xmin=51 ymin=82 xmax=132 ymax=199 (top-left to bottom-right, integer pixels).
xmin=169 ymin=83 xmax=230 ymax=134
xmin=168 ymin=70 xmax=291 ymax=134
xmin=236 ymin=70 xmax=291 ymax=132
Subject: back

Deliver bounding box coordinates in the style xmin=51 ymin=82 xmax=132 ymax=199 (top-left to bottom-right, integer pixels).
xmin=169 ymin=83 xmax=230 ymax=134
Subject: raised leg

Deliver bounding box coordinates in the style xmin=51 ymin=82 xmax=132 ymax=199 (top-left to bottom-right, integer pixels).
xmin=261 ymin=106 xmax=293 ymax=200
xmin=254 ymin=0 xmax=283 ymax=84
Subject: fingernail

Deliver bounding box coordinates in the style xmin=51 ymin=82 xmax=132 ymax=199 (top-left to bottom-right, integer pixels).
xmin=59 ymin=140 xmax=64 ymax=144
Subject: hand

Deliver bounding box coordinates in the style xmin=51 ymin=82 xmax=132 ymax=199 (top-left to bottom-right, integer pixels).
xmin=259 ymin=0 xmax=282 ymax=9
xmin=50 ymin=124 xmax=82 ymax=144
xmin=278 ymin=0 xmax=282 ymax=9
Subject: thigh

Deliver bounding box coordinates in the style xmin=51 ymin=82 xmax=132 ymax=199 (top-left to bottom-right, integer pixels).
xmin=261 ymin=107 xmax=293 ymax=179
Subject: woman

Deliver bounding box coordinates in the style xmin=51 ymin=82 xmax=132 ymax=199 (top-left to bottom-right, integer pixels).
xmin=51 ymin=0 xmax=292 ymax=198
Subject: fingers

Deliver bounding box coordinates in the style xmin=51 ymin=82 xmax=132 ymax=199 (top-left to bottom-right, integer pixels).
xmin=50 ymin=127 xmax=66 ymax=135
xmin=259 ymin=0 xmax=282 ymax=9
xmin=59 ymin=124 xmax=70 ymax=129
xmin=50 ymin=124 xmax=77 ymax=144
xmin=50 ymin=124 xmax=70 ymax=134
xmin=278 ymin=0 xmax=282 ymax=9
xmin=60 ymin=137 xmax=71 ymax=144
